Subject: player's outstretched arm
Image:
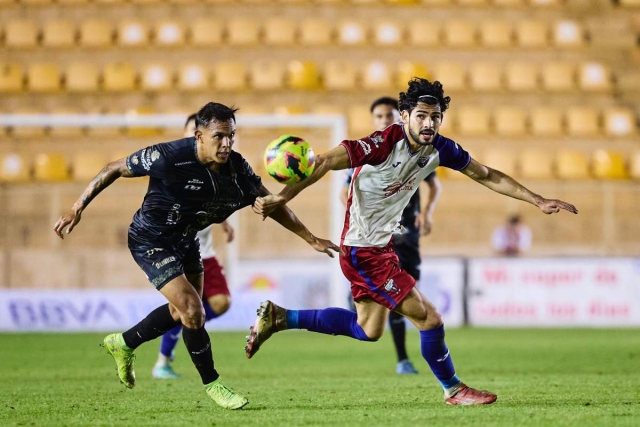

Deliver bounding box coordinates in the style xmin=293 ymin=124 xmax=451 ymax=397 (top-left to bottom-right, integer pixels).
xmin=461 ymin=158 xmax=578 ymax=215
xmin=416 ymin=175 xmax=442 ymax=236
xmin=253 ymin=145 xmax=350 ymax=217
xmin=53 ymin=158 xmax=137 ymax=239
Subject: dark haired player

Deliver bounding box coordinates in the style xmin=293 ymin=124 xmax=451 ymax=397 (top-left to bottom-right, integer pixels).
xmin=54 ymin=102 xmax=339 ymax=410
xmin=248 ymin=79 xmax=578 ymax=405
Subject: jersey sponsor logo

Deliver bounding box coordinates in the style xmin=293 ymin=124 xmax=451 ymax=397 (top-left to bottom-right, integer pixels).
xmin=417 ymin=156 xmax=430 ymax=168
xmin=383 ymin=177 xmax=416 ymax=196
xmin=175 ymin=161 xmax=196 ymax=166
xmin=357 ymin=139 xmax=371 ymax=155
xmin=145 ymin=248 xmax=164 ymax=257
xmin=141 ymin=149 xmax=160 ymax=171
xmin=154 ymin=256 xmax=176 ymax=269
xmin=131 ymin=155 xmax=139 ymax=165
xmin=370 ymin=134 xmax=383 ymax=148
xmin=166 ymin=204 xmax=181 ymax=225
xmin=184 ymin=185 xmax=202 ymax=191
xmin=392 ymin=161 xmax=401 ymax=168
xmin=383 ymin=278 xmax=399 ymax=293
xmin=188 ymin=179 xmax=204 ymax=184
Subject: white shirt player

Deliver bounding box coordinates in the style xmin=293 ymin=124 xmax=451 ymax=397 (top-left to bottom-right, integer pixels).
xmin=197 ymin=225 xmax=216 ymax=259
xmin=341 ymin=122 xmax=470 ymax=248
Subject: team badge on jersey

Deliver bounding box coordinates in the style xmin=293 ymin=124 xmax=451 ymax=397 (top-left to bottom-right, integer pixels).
xmin=370 ymin=134 xmax=383 ymax=148
xmin=417 ymin=156 xmax=430 ymax=168
xmin=383 ymin=278 xmax=399 ymax=293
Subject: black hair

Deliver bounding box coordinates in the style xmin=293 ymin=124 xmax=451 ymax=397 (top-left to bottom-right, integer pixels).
xmin=370 ymin=97 xmax=399 ymax=113
xmin=398 ymin=78 xmax=451 ymax=114
xmin=195 ymin=102 xmax=239 ymax=129
xmin=184 ymin=113 xmax=197 ymax=128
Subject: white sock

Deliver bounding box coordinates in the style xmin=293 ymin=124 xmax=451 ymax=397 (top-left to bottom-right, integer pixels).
xmin=444 ymin=381 xmax=464 ymax=398
xmin=155 ymin=354 xmax=170 ymax=368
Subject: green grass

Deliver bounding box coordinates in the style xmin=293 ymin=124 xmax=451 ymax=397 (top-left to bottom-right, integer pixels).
xmin=1 ymin=329 xmax=639 ymax=426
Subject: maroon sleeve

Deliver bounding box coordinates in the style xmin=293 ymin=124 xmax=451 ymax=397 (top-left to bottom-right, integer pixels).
xmin=339 ymin=124 xmax=402 ymax=168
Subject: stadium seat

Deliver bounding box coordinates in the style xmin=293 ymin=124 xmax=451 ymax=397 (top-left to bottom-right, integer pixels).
xmin=556 ymin=150 xmax=590 ymax=180
xmin=578 ymin=62 xmax=612 ymax=92
xmin=299 ymin=19 xmax=333 ymax=46
xmin=21 ymin=0 xmax=53 ymax=4
xmin=249 ymin=61 xmax=285 ymax=91
xmin=126 ymin=107 xmax=161 ymax=137
xmin=407 ymin=20 xmax=441 ymax=47
xmin=604 ymin=108 xmax=637 ymax=137
xmin=515 ymin=20 xmax=549 ymax=49
xmin=323 ymin=61 xmax=358 ymax=91
xmin=212 ymin=61 xmax=246 ymax=91
xmin=190 ymin=19 xmax=224 ymax=47
xmin=620 ymin=0 xmax=640 ymax=6
xmin=438 ymin=109 xmax=454 ymax=135
xmin=483 ymin=150 xmax=517 ymax=176
xmin=226 ymin=18 xmax=260 ymax=46
xmin=0 ymin=64 xmax=24 ymax=93
xmin=27 ymin=64 xmax=62 ymax=93
xmin=48 ymin=108 xmax=84 ymax=138
xmin=630 ymin=152 xmax=640 ymax=180
xmin=4 ymin=20 xmax=38 ymax=49
xmin=117 ymin=21 xmax=149 ymax=47
xmin=530 ymin=108 xmax=564 ymax=137
xmin=505 ymin=62 xmax=538 ymax=92
xmin=57 ymin=0 xmax=90 ymax=4
xmin=141 ymin=64 xmax=173 ymax=91
xmin=541 ymin=62 xmax=575 ymax=92
xmin=155 ymin=21 xmax=186 ymax=47
xmin=530 ymin=0 xmax=561 ymax=6
xmin=79 ymin=20 xmax=113 ymax=48
xmin=493 ymin=0 xmax=525 ymax=7
xmin=494 ymin=107 xmax=527 ymax=137
xmin=177 ymin=64 xmax=209 ymax=91
xmin=566 ymin=107 xmax=600 ymax=137
xmin=287 ymin=61 xmax=321 ymax=90
xmin=469 ymin=62 xmax=503 ymax=92
xmin=338 ymin=21 xmax=367 ymax=46
xmin=432 ymin=62 xmax=466 ymax=92
xmin=103 ymin=63 xmax=137 ymax=92
xmin=42 ymin=20 xmax=77 ymax=48
xmin=444 ymin=21 xmax=477 ymax=48
xmin=592 ymin=150 xmax=628 ymax=180
xmin=263 ymin=18 xmax=297 ymax=46
xmin=373 ymin=21 xmax=402 ymax=46
xmin=457 ymin=0 xmax=488 ymax=5
xmin=65 ymin=63 xmax=100 ymax=93
xmin=347 ymin=104 xmax=373 ymax=136
xmin=362 ymin=61 xmax=392 ymax=90
xmin=395 ymin=61 xmax=430 ymax=89
xmin=34 ymin=153 xmax=70 ymax=182
xmin=130 ymin=0 xmax=162 ymax=4
xmin=10 ymin=108 xmax=47 ymax=138
xmin=456 ymin=106 xmax=490 ymax=136
xmin=553 ymin=20 xmax=585 ymax=48
xmin=520 ymin=150 xmax=554 ymax=180
xmin=273 ymin=105 xmax=305 ymax=115
xmin=0 ymin=154 xmax=30 ymax=183
xmin=480 ymin=21 xmax=513 ymax=48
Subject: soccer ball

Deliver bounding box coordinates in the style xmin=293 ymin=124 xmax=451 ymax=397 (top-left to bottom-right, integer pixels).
xmin=264 ymin=135 xmax=315 ymax=185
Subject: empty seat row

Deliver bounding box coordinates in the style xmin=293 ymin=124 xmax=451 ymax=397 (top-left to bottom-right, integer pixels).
xmin=0 ymin=18 xmax=592 ymax=49
xmin=0 ymin=60 xmax=616 ymax=94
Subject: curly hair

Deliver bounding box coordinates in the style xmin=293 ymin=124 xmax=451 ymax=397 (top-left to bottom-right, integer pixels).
xmin=398 ymin=78 xmax=451 ymax=114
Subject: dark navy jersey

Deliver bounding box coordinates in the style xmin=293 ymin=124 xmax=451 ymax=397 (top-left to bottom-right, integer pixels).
xmin=126 ymin=137 xmax=262 ymax=246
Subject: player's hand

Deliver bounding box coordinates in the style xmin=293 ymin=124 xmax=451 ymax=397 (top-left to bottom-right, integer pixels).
xmin=53 ymin=207 xmax=83 ymax=239
xmin=252 ymin=195 xmax=286 ymax=219
xmin=536 ymin=198 xmax=578 ymax=215
xmin=221 ymin=221 xmax=235 ymax=243
xmin=308 ymin=236 xmax=343 ymax=258
xmin=415 ymin=214 xmax=433 ymax=236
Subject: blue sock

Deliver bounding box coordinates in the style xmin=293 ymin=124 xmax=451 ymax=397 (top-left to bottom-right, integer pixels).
xmin=420 ymin=325 xmax=461 ymax=389
xmin=160 ymin=324 xmax=183 ymax=358
xmin=286 ymin=308 xmax=371 ymax=341
xmin=203 ymin=301 xmax=221 ymax=321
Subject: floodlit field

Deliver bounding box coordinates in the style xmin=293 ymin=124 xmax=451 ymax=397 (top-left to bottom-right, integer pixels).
xmin=1 ymin=329 xmax=639 ymax=426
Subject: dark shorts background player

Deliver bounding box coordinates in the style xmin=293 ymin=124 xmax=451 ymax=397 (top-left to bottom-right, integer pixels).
xmin=54 ymin=102 xmax=339 ymax=410
xmin=248 ymin=78 xmax=577 ymax=406
xmin=341 ymin=97 xmax=442 ymax=375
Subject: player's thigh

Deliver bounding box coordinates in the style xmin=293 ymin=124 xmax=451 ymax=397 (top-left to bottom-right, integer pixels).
xmin=160 ymin=274 xmax=205 ymax=328
xmin=354 ymin=297 xmax=390 ymax=340
xmin=206 ymin=293 xmax=231 ymax=315
xmin=394 ymin=288 xmax=442 ymax=331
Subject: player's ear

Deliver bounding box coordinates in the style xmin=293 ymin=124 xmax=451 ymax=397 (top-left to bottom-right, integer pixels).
xmin=401 ymin=109 xmax=410 ymax=123
xmin=194 ymin=129 xmax=202 ymax=143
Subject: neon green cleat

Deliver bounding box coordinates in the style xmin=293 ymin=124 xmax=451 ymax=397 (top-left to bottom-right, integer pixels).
xmin=204 ymin=378 xmax=249 ymax=410
xmin=103 ymin=333 xmax=136 ymax=389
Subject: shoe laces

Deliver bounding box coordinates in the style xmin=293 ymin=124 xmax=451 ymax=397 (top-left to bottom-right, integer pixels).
xmin=215 ymin=383 xmax=237 ymax=400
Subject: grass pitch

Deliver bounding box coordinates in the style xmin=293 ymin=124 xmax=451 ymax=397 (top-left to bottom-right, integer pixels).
xmin=1 ymin=328 xmax=639 ymax=426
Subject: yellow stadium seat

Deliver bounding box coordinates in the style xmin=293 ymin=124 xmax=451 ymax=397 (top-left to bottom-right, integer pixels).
xmin=323 ymin=61 xmax=358 ymax=91
xmin=520 ymin=150 xmax=554 ymax=180
xmin=530 ymin=0 xmax=561 ymax=6
xmin=155 ymin=21 xmax=186 ymax=47
xmin=556 ymin=150 xmax=590 ymax=180
xmin=58 ymin=0 xmax=90 ymax=4
xmin=21 ymin=0 xmax=53 ymax=4
xmin=94 ymin=0 xmax=126 ymax=4
xmin=42 ymin=20 xmax=77 ymax=48
xmin=505 ymin=62 xmax=538 ymax=92
xmin=493 ymin=0 xmax=525 ymax=6
xmin=362 ymin=61 xmax=392 ymax=90
xmin=444 ymin=21 xmax=476 ymax=48
xmin=516 ymin=20 xmax=549 ymax=49
xmin=374 ymin=21 xmax=402 ymax=46
xmin=79 ymin=20 xmax=113 ymax=48
xmin=592 ymin=150 xmax=628 ymax=180
xmin=578 ymin=62 xmax=612 ymax=92
xmin=66 ymin=63 xmax=100 ymax=93
xmin=72 ymin=153 xmax=107 ymax=182
xmin=190 ymin=19 xmax=224 ymax=47
xmin=494 ymin=108 xmax=527 ymax=137
xmin=126 ymin=107 xmax=161 ymax=137
xmin=432 ymin=62 xmax=466 ymax=92
xmin=604 ymin=108 xmax=637 ymax=137
xmin=0 ymin=154 xmax=30 ymax=183
xmin=117 ymin=20 xmax=149 ymax=47
xmin=553 ymin=20 xmax=585 ymax=48
xmin=249 ymin=61 xmax=285 ymax=91
xmin=469 ymin=62 xmax=503 ymax=92
xmin=457 ymin=0 xmax=488 ymax=5
xmin=226 ymin=18 xmax=260 ymax=46
xmin=630 ymin=152 xmax=640 ymax=180
xmin=5 ymin=20 xmax=38 ymax=49
xmin=141 ymin=64 xmax=172 ymax=91
xmin=620 ymin=0 xmax=640 ymax=6
xmin=566 ymin=107 xmax=600 ymax=137
xmin=34 ymin=153 xmax=70 ymax=182
xmin=48 ymin=108 xmax=84 ymax=138
xmin=103 ymin=63 xmax=137 ymax=92
xmin=395 ymin=61 xmax=430 ymax=89
xmin=347 ymin=104 xmax=373 ymax=137
xmin=338 ymin=21 xmax=367 ymax=46
xmin=299 ymin=19 xmax=333 ymax=46
xmin=263 ymin=18 xmax=297 ymax=46
xmin=130 ymin=0 xmax=162 ymax=3
xmin=168 ymin=0 xmax=197 ymax=3
xmin=419 ymin=0 xmax=451 ymax=4
xmin=457 ymin=106 xmax=490 ymax=136
xmin=407 ymin=20 xmax=441 ymax=47
xmin=530 ymin=108 xmax=564 ymax=137
xmin=28 ymin=64 xmax=61 ymax=93
xmin=484 ymin=150 xmax=517 ymax=176
xmin=480 ymin=21 xmax=513 ymax=48
xmin=86 ymin=108 xmax=122 ymax=138
xmin=0 ymin=64 xmax=24 ymax=93
xmin=273 ymin=105 xmax=305 ymax=116
xmin=177 ymin=64 xmax=209 ymax=91
xmin=212 ymin=61 xmax=246 ymax=91
xmin=541 ymin=62 xmax=575 ymax=92
xmin=439 ymin=110 xmax=455 ymax=135
xmin=287 ymin=61 xmax=321 ymax=90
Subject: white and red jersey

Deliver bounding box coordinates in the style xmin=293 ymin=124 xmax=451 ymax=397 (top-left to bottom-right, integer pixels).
xmin=341 ymin=123 xmax=470 ymax=248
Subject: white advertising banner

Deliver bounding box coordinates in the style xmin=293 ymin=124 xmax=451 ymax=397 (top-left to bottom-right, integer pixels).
xmin=417 ymin=258 xmax=465 ymax=327
xmin=468 ymin=258 xmax=640 ymax=326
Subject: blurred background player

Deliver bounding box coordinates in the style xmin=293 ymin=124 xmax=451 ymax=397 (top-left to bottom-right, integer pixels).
xmin=491 ymin=214 xmax=532 ymax=257
xmin=153 ymin=114 xmax=236 ymax=379
xmin=341 ymin=97 xmax=442 ymax=375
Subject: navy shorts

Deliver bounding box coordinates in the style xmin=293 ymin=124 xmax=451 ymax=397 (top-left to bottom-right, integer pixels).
xmin=392 ymin=233 xmax=421 ymax=281
xmin=129 ymin=235 xmax=204 ymax=290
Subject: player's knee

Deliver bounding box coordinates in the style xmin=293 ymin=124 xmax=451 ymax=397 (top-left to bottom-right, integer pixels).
xmin=208 ymin=295 xmax=231 ymax=315
xmin=181 ymin=301 xmax=205 ymax=328
xmin=359 ymin=324 xmax=384 ymax=341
